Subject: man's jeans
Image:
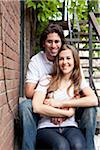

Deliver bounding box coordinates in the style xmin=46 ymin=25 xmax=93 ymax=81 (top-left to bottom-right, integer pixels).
xmin=75 ymin=107 xmax=97 ymax=150
xmin=19 ymin=99 xmax=40 ymax=150
xmin=19 ymin=99 xmax=97 ymax=150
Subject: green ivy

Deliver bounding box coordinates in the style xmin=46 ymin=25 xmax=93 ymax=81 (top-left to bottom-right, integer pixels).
xmin=26 ymin=0 xmax=99 ymax=54
xmin=26 ymin=0 xmax=62 ymax=53
xmin=26 ymin=0 xmax=62 ymax=22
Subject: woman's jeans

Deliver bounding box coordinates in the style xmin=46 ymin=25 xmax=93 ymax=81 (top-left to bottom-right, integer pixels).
xmin=19 ymin=99 xmax=97 ymax=150
xmin=37 ymin=127 xmax=86 ymax=150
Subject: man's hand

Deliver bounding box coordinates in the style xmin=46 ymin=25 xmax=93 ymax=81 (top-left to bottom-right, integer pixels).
xmin=44 ymin=98 xmax=62 ymax=108
xmin=43 ymin=98 xmax=52 ymax=105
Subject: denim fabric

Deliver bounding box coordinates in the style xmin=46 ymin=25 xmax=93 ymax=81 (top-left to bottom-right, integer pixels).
xmin=76 ymin=107 xmax=97 ymax=150
xmin=37 ymin=127 xmax=86 ymax=150
xmin=19 ymin=99 xmax=96 ymax=150
xmin=19 ymin=100 xmax=40 ymax=150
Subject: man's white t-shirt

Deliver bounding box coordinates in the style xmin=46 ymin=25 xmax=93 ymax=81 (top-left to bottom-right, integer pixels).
xmin=26 ymin=51 xmax=53 ymax=84
xmin=26 ymin=51 xmax=85 ymax=85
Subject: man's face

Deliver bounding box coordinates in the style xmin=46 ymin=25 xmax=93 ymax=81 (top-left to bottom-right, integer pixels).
xmin=43 ymin=32 xmax=62 ymax=61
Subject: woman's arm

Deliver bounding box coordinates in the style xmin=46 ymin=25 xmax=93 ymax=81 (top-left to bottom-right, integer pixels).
xmin=50 ymin=107 xmax=75 ymax=125
xmin=32 ymin=91 xmax=75 ymax=117
xmin=45 ymin=87 xmax=98 ymax=108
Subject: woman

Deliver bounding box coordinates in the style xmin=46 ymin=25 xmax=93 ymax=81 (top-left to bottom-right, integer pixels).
xmin=32 ymin=44 xmax=97 ymax=150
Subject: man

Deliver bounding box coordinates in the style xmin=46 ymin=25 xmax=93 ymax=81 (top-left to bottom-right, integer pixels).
xmin=19 ymin=23 xmax=98 ymax=150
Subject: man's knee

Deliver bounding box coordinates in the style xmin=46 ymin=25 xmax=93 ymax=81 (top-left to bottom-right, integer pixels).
xmin=19 ymin=99 xmax=32 ymax=114
xmin=77 ymin=107 xmax=96 ymax=123
xmin=82 ymin=107 xmax=97 ymax=125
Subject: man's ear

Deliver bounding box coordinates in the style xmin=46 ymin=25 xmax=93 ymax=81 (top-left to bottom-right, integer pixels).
xmin=42 ymin=42 xmax=45 ymax=48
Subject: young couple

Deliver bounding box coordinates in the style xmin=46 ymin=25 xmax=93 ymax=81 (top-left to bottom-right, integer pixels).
xmin=19 ymin=23 xmax=98 ymax=150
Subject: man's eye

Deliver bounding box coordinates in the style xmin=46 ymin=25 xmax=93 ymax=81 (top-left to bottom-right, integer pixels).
xmin=55 ymin=40 xmax=60 ymax=43
xmin=48 ymin=40 xmax=52 ymax=43
xmin=47 ymin=40 xmax=60 ymax=43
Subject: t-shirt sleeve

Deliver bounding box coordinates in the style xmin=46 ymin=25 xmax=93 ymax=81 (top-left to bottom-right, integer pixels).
xmin=80 ymin=65 xmax=85 ymax=79
xmin=80 ymin=77 xmax=89 ymax=90
xmin=35 ymin=75 xmax=51 ymax=93
xmin=25 ymin=60 xmax=39 ymax=84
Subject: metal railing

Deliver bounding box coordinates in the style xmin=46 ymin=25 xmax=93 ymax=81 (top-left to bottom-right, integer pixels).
xmin=88 ymin=11 xmax=100 ymax=105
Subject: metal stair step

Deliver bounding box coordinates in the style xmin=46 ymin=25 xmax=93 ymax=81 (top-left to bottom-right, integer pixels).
xmin=80 ymin=56 xmax=100 ymax=59
xmin=66 ymin=39 xmax=100 ymax=44
xmin=79 ymin=48 xmax=100 ymax=51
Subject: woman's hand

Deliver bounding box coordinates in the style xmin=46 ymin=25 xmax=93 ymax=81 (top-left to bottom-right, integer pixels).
xmin=50 ymin=117 xmax=67 ymax=125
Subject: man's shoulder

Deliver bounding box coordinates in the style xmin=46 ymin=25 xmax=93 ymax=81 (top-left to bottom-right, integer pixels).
xmin=31 ymin=51 xmax=44 ymax=61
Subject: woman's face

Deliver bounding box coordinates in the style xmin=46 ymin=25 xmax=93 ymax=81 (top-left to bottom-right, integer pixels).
xmin=59 ymin=49 xmax=74 ymax=78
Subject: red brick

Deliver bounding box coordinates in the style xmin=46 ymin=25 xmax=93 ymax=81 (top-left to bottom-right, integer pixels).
xmin=0 ymin=92 xmax=7 ymax=107
xmin=0 ymin=120 xmax=14 ymax=148
xmin=0 ymin=80 xmax=5 ymax=93
xmin=0 ymin=68 xmax=4 ymax=80
xmin=0 ymin=40 xmax=3 ymax=53
xmin=0 ymin=25 xmax=2 ymax=40
xmin=0 ymin=53 xmax=3 ymax=66
xmin=0 ymin=1 xmax=20 ymax=149
xmin=4 ymin=56 xmax=15 ymax=69
xmin=5 ymin=69 xmax=15 ymax=80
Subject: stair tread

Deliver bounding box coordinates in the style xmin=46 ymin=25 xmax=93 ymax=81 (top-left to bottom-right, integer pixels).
xmin=65 ymin=39 xmax=100 ymax=43
xmin=80 ymin=56 xmax=100 ymax=59
xmin=79 ymin=48 xmax=100 ymax=51
xmin=73 ymin=32 xmax=97 ymax=36
xmin=82 ymin=66 xmax=100 ymax=68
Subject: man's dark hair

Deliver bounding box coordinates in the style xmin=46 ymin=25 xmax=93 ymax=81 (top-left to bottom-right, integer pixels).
xmin=40 ymin=23 xmax=65 ymax=51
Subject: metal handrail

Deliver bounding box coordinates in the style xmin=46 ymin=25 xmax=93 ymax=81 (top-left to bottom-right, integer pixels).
xmin=89 ymin=11 xmax=100 ymax=105
xmin=89 ymin=70 xmax=100 ymax=105
xmin=67 ymin=6 xmax=80 ymax=49
xmin=89 ymin=12 xmax=100 ymax=39
xmin=73 ymin=8 xmax=80 ymax=49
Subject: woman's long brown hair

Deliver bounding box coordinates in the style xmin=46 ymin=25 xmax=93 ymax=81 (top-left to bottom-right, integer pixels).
xmin=47 ymin=44 xmax=82 ymax=98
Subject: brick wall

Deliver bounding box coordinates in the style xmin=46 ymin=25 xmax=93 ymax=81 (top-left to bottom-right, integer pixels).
xmin=0 ymin=1 xmax=20 ymax=150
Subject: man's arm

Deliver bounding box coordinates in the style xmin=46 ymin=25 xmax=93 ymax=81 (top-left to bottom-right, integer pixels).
xmin=25 ymin=83 xmax=37 ymax=99
xmin=46 ymin=87 xmax=98 ymax=108
xmin=32 ymin=91 xmax=75 ymax=117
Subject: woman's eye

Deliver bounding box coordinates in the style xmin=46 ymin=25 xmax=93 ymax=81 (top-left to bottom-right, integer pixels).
xmin=59 ymin=57 xmax=63 ymax=60
xmin=67 ymin=57 xmax=70 ymax=59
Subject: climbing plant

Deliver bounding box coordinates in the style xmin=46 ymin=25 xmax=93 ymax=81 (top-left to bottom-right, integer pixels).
xmin=26 ymin=0 xmax=99 ymax=53
xmin=26 ymin=0 xmax=62 ymax=22
xmin=26 ymin=0 xmax=62 ymax=52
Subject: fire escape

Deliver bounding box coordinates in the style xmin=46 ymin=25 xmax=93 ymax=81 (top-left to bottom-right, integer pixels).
xmin=57 ymin=0 xmax=100 ymax=132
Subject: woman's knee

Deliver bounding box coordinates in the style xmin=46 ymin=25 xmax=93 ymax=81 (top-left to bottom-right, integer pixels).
xmin=54 ymin=140 xmax=70 ymax=150
xmin=71 ymin=138 xmax=86 ymax=150
xmin=72 ymin=142 xmax=86 ymax=150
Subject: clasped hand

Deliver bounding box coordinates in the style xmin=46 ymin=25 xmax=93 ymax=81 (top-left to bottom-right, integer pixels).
xmin=44 ymin=98 xmax=68 ymax=125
